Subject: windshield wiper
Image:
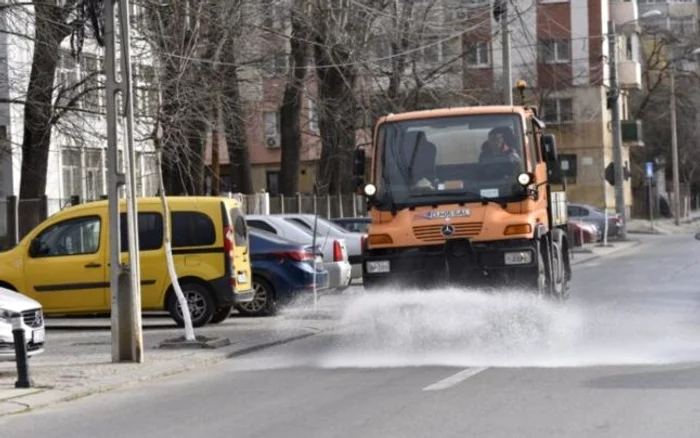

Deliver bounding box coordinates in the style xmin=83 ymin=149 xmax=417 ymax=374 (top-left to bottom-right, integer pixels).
xmin=409 ymin=190 xmax=509 ymax=208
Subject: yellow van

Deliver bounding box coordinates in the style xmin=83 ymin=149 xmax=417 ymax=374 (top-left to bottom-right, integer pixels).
xmin=0 ymin=196 xmax=254 ymax=327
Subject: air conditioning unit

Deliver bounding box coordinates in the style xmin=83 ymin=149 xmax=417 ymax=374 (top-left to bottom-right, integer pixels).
xmin=266 ymin=136 xmax=280 ymax=148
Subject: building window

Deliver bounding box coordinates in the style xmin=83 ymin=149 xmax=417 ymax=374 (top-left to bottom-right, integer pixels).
xmin=262 ymin=0 xmax=284 ymax=29
xmin=466 ymin=41 xmax=489 ymax=67
xmin=308 ymin=99 xmax=319 ymax=133
xmin=263 ymin=111 xmax=280 ymax=147
xmin=419 ymin=37 xmax=443 ymax=63
xmin=56 ymin=51 xmax=80 ymax=108
xmin=266 ymin=170 xmax=280 ymax=195
xmin=264 ymin=52 xmax=288 ymax=76
xmin=625 ymin=36 xmax=633 ymax=61
xmin=61 ymin=149 xmax=83 ymax=199
xmin=143 ymin=153 xmax=159 ymax=195
xmin=81 ymin=55 xmax=103 ymax=113
xmin=133 ymin=64 xmax=157 ymax=117
xmin=542 ymin=98 xmax=573 ymax=124
xmin=135 ymin=151 xmax=144 ymax=196
xmin=85 ymin=149 xmax=103 ymax=201
xmin=539 ymin=39 xmax=570 ymax=64
xmin=674 ymin=17 xmax=697 ymax=36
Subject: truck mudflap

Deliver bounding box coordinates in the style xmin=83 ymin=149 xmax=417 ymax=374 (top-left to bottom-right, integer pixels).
xmin=362 ymin=238 xmax=539 ymax=290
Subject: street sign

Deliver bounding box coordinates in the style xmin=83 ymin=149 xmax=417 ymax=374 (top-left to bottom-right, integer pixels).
xmin=645 ymin=161 xmax=654 ymax=179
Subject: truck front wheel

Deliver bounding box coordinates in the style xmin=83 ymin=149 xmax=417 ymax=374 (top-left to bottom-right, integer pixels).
xmin=513 ymin=241 xmax=547 ymax=296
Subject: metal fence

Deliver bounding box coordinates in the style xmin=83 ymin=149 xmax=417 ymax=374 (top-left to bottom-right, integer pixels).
xmin=230 ymin=192 xmax=368 ymax=218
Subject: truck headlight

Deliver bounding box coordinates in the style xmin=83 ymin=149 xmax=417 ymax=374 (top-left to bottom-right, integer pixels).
xmin=504 ymin=251 xmax=533 ymax=265
xmin=366 ymin=260 xmax=390 ymax=273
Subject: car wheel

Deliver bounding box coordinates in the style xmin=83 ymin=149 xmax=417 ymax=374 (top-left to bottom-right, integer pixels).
xmin=210 ymin=305 xmax=232 ymax=324
xmin=236 ymin=277 xmax=277 ymax=317
xmin=167 ymin=282 xmax=215 ymax=328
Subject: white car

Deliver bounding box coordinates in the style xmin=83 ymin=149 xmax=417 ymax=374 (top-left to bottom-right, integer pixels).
xmin=274 ymin=214 xmax=365 ymax=281
xmin=0 ymin=287 xmax=45 ymax=361
xmin=245 ymin=215 xmax=352 ymax=291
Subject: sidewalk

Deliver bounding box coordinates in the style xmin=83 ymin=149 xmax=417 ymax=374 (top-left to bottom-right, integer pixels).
xmin=627 ymin=210 xmax=700 ymax=236
xmin=0 ymin=307 xmax=340 ymax=417
xmin=570 ymin=238 xmax=642 ymax=266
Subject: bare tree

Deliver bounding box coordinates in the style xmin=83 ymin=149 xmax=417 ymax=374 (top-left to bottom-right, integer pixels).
xmin=278 ymin=0 xmax=311 ymax=196
xmin=630 ymin=26 xmax=700 ymax=197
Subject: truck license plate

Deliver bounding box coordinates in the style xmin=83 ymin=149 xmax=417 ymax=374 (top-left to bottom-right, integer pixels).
xmin=32 ymin=328 xmax=45 ymax=344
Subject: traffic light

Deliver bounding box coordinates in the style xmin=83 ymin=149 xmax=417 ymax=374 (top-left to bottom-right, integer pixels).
xmin=604 ymin=162 xmax=631 ymax=186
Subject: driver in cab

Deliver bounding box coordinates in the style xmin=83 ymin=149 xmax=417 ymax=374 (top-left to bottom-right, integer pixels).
xmin=478 ymin=127 xmax=521 ymax=165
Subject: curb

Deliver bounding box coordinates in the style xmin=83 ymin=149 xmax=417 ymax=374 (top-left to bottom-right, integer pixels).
xmin=570 ymin=239 xmax=642 ymax=266
xmin=0 ymin=328 xmax=327 ymax=417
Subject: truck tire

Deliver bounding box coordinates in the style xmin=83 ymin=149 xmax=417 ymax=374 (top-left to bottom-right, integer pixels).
xmin=513 ymin=241 xmax=547 ymax=296
xmin=550 ymin=241 xmax=568 ymax=300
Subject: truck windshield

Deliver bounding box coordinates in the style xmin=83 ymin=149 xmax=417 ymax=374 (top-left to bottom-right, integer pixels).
xmin=375 ymin=113 xmax=527 ymax=209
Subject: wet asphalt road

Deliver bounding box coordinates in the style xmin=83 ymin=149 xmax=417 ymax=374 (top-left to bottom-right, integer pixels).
xmin=4 ymin=233 xmax=700 ymax=438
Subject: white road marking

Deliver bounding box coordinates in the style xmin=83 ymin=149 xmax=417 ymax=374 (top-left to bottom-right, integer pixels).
xmin=422 ymin=367 xmax=489 ymax=391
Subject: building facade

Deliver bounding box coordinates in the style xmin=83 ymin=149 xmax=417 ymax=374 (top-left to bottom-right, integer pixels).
xmin=0 ymin=4 xmax=158 ymax=226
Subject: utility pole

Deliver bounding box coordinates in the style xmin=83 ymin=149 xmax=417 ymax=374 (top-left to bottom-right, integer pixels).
xmin=669 ymin=64 xmax=681 ymax=226
xmin=607 ymin=20 xmax=628 ymax=240
xmin=501 ymin=2 xmax=513 ymax=105
xmin=105 ymin=0 xmax=144 ymax=363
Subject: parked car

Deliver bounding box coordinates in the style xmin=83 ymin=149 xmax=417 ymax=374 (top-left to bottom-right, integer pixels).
xmin=245 ymin=215 xmax=352 ymax=291
xmin=0 ymin=197 xmax=254 ymax=328
xmin=567 ymin=203 xmax=623 ymax=239
xmin=331 ymin=217 xmax=371 ymax=234
xmin=568 ymin=221 xmax=600 ymax=246
xmin=237 ymin=229 xmax=329 ymax=316
xmin=273 ymin=214 xmax=365 ymax=281
xmin=0 ymin=287 xmax=45 ymax=361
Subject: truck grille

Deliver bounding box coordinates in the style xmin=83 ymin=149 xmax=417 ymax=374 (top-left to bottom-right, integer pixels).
xmin=413 ymin=222 xmax=483 ymax=242
xmin=22 ymin=309 xmax=44 ymax=328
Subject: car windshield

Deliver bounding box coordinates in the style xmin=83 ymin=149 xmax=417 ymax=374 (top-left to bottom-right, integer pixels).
xmin=375 ymin=113 xmax=528 ymax=209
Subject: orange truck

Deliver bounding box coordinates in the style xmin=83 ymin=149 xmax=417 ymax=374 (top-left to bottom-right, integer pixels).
xmin=353 ymin=101 xmax=571 ymax=299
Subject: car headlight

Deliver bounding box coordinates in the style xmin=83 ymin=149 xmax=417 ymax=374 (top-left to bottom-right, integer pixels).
xmin=0 ymin=309 xmax=18 ymax=323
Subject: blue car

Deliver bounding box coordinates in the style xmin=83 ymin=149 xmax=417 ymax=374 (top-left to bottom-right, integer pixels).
xmin=235 ymin=228 xmax=330 ymax=317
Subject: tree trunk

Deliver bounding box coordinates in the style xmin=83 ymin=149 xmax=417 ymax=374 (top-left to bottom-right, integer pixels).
xmin=221 ymin=50 xmax=254 ymax=195
xmin=18 ymin=2 xmax=71 ymax=236
xmin=278 ymin=1 xmax=310 ymax=196
xmin=314 ymin=45 xmax=357 ymax=195
xmin=19 ymin=3 xmax=70 ymax=200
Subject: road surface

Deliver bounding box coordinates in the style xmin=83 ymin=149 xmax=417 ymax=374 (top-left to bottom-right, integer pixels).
xmin=4 ymin=234 xmax=700 ymax=437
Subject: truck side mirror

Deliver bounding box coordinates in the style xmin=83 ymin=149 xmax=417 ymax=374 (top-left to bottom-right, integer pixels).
xmin=541 ymin=134 xmax=558 ymax=163
xmin=353 ymin=148 xmax=366 ymax=189
xmin=541 ymin=134 xmax=563 ymax=184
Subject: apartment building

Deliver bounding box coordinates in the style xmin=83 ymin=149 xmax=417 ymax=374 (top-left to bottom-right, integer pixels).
xmin=460 ymin=0 xmax=647 ymax=212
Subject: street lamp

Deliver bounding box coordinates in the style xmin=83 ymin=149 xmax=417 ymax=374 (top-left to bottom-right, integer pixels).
xmin=607 ymin=9 xmax=661 ymax=240
xmin=669 ymin=47 xmax=700 ymax=225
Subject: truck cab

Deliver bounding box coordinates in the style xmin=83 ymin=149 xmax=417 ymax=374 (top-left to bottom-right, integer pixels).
xmin=353 ymin=105 xmax=571 ymax=299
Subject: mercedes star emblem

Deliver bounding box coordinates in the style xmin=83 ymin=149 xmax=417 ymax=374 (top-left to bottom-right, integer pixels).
xmin=441 ymin=224 xmax=455 ymax=237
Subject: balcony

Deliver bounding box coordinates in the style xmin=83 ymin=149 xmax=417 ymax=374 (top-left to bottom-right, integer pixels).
xmin=618 ymin=60 xmax=642 ymax=89
xmin=610 ymin=1 xmax=639 ymax=31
